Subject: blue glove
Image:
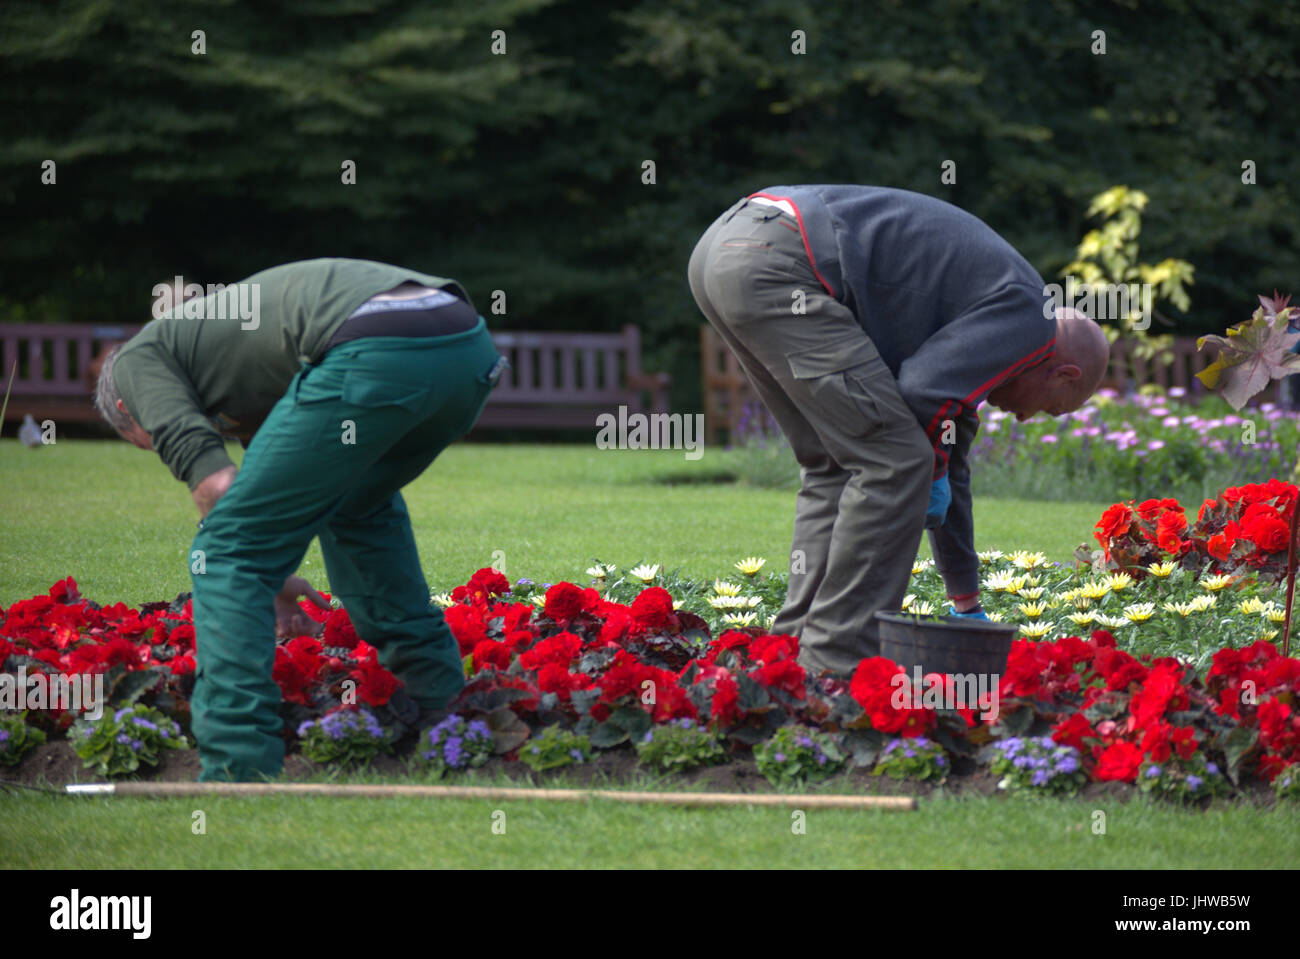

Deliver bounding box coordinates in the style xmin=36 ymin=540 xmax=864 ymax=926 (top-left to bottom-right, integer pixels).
xmin=950 ymin=606 xmax=989 ymax=620
xmin=925 ymin=475 xmax=951 ymax=529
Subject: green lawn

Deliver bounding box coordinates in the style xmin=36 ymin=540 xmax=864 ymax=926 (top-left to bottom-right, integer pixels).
xmin=0 ymin=441 xmax=1109 ymax=604
xmin=4 ymin=440 xmax=1298 ymax=869
xmin=4 ymin=785 xmax=1295 ymax=869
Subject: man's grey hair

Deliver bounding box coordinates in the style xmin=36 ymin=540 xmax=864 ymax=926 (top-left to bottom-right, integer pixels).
xmin=94 ymin=345 xmax=133 ymax=433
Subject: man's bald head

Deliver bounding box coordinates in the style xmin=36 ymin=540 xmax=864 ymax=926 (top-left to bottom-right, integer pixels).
xmin=1053 ymin=307 xmax=1111 ymax=406
xmin=985 ymin=308 xmax=1111 ymax=422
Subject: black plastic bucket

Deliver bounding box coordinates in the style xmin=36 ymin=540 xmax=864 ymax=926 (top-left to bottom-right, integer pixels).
xmin=874 ymin=611 xmax=1017 ymax=678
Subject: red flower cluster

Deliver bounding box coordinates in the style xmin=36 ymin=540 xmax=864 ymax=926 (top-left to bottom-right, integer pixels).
xmin=1093 ymin=480 xmax=1299 ymax=580
xmin=0 ymin=577 xmax=402 ymax=728
xmin=1206 ymin=641 xmax=1300 ymax=779
xmin=7 ymin=571 xmax=1300 ymax=787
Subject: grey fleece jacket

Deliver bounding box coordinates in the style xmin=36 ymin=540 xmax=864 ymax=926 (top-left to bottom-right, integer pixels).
xmin=751 ymin=185 xmax=1057 ymax=600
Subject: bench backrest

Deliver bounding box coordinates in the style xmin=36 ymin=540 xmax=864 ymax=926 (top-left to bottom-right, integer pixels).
xmin=1 ymin=323 xmax=144 ymax=397
xmin=1 ymin=322 xmax=659 ymax=412
xmin=489 ymin=325 xmax=650 ymax=405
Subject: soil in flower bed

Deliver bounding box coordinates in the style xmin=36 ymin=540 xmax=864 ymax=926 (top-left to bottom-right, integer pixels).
xmin=5 ymin=739 xmax=1273 ymax=807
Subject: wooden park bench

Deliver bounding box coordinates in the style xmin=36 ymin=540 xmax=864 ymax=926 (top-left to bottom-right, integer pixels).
xmin=1 ymin=322 xmax=671 ymax=431
xmin=699 ymin=326 xmax=1281 ymax=446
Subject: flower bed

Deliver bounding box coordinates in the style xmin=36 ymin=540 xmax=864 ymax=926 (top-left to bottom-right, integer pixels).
xmin=3 ymin=553 xmax=1299 ymax=798
xmin=968 ymin=387 xmax=1300 ymax=502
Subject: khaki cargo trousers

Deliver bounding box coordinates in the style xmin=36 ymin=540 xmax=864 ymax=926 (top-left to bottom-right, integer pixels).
xmin=688 ymin=196 xmax=933 ymax=676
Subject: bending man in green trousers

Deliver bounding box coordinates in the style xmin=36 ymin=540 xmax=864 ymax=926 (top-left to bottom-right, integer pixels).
xmin=96 ymin=258 xmax=505 ymax=781
xmin=689 ymin=187 xmax=1110 ymax=677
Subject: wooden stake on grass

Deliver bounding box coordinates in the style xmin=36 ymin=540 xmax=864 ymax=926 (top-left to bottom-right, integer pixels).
xmin=68 ymin=781 xmax=916 ymax=810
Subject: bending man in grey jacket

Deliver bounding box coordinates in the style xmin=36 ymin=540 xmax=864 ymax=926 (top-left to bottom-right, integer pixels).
xmin=689 ymin=185 xmax=1109 ymax=677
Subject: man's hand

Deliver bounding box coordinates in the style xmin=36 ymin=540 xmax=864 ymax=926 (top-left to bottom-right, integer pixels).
xmin=925 ymin=475 xmax=951 ymax=528
xmin=193 ymin=466 xmax=238 ymax=518
xmin=275 ymin=575 xmax=331 ymax=638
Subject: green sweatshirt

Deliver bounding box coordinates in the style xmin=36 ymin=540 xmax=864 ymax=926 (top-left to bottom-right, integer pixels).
xmin=113 ymin=258 xmax=469 ymax=490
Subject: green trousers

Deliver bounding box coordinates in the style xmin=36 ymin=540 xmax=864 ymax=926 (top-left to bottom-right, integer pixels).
xmin=689 ymin=198 xmax=933 ymax=676
xmin=190 ymin=321 xmax=503 ymax=781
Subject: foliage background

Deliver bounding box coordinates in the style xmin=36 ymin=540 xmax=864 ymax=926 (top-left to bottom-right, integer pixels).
xmin=2 ymin=0 xmax=1298 ymax=408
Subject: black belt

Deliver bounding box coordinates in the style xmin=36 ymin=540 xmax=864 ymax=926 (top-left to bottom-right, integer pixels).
xmin=326 ymin=291 xmax=480 ymax=348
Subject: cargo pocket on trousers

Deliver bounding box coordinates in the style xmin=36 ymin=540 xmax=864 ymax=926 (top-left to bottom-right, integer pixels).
xmin=787 ymin=337 xmax=889 ymax=438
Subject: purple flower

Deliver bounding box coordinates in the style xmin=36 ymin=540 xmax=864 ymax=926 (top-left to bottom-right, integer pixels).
xmin=130 ymin=739 xmax=144 ymax=751
xmin=0 ymin=730 xmax=9 ymax=743
xmin=1186 ymin=775 xmax=1203 ymax=791
xmin=443 ymin=735 xmax=465 ymax=767
xmin=904 ymin=749 xmax=917 ymax=758
xmin=797 ymin=736 xmax=814 ymax=748
xmin=467 ymin=720 xmax=491 ymax=740
xmin=1041 ymin=435 xmax=1058 ymax=444
xmin=1031 ymin=769 xmax=1050 ymax=786
xmin=1146 ymin=765 xmax=1162 ymax=779
xmin=935 ymin=755 xmax=947 ymax=767
xmin=1056 ymin=755 xmax=1079 ymax=774
xmin=773 ymin=752 xmax=786 ymax=763
xmin=568 ymin=748 xmax=585 ymax=762
xmin=115 ymin=732 xmax=131 ymax=745
xmin=297 ymin=720 xmax=316 ymax=737
xmin=1013 ymin=755 xmax=1034 ymax=768
xmin=1206 ymin=762 xmax=1220 ymax=775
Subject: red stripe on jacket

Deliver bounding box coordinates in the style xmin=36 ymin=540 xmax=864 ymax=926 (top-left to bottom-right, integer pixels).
xmin=747 ymin=191 xmax=838 ymax=299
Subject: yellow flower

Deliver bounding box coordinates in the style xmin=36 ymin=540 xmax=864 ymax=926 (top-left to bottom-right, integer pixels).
xmin=1265 ymin=607 xmax=1287 ymax=625
xmin=735 ymin=557 xmax=767 ymax=577
xmin=712 ymin=580 xmax=743 ymax=597
xmin=1067 ymin=611 xmax=1099 ymax=626
xmin=1188 ymin=594 xmax=1217 ymax=613
xmin=709 ymin=595 xmax=747 ymax=611
xmin=630 ymin=563 xmax=660 ymax=584
xmin=1236 ymin=597 xmax=1267 ymax=616
xmin=1256 ymin=628 xmax=1281 ymax=642
xmin=743 ymin=595 xmax=763 ymax=609
xmin=1010 ymin=551 xmax=1048 ymax=570
xmin=986 ymin=611 xmax=1005 ymax=623
xmin=1019 ymin=621 xmax=1054 ymax=639
xmin=529 ymin=594 xmax=547 ymax=608
xmin=1107 ymin=573 xmax=1135 ymax=592
xmin=1096 ymin=614 xmax=1131 ymax=629
xmin=430 ymin=592 xmax=454 ymax=609
xmin=1080 ymin=581 xmax=1111 ymax=600
xmin=908 ymin=600 xmax=936 ymax=616
xmin=1147 ymin=561 xmax=1177 ymax=578
xmin=1122 ymin=602 xmax=1156 ymax=623
xmin=978 ymin=550 xmax=1005 ymax=564
xmin=1199 ymin=574 xmax=1235 ymax=592
xmin=764 ymin=614 xmax=777 ymax=630
xmin=901 ymin=593 xmax=917 ymax=611
xmin=1162 ymin=601 xmax=1196 ymax=618
xmin=1017 ymin=601 xmax=1048 ymax=619
xmin=984 ymin=571 xmax=1027 ymax=593
xmin=1017 ymin=586 xmax=1046 ymax=600
xmin=721 ymin=611 xmax=758 ymax=627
